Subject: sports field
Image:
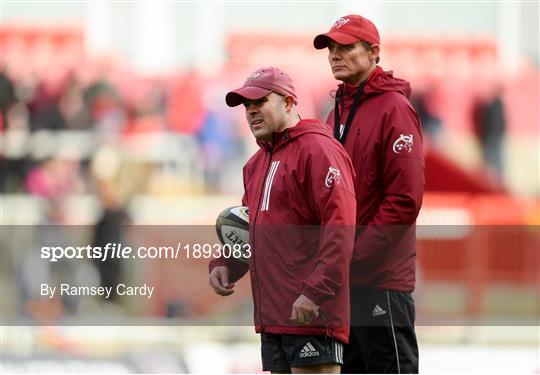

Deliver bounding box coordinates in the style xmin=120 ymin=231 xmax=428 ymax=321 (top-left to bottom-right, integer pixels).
xmin=1 ymin=325 xmax=538 ymax=373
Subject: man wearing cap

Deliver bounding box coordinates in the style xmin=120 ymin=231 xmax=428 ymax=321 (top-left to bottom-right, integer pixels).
xmin=313 ymin=15 xmax=424 ymax=373
xmin=209 ymin=66 xmax=357 ymax=373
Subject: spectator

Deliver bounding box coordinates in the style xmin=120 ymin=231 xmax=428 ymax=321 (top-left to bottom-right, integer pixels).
xmin=473 ymin=87 xmax=506 ymax=177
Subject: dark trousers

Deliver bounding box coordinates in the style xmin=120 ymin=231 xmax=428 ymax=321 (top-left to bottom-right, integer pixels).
xmin=342 ymin=288 xmax=419 ymax=374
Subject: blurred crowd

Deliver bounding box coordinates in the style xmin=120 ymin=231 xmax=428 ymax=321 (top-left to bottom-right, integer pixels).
xmin=0 ymin=65 xmax=250 ymax=224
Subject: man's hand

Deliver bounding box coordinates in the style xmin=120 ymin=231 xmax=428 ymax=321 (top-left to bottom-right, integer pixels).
xmin=290 ymin=294 xmax=319 ymax=325
xmin=209 ymin=266 xmax=235 ymax=296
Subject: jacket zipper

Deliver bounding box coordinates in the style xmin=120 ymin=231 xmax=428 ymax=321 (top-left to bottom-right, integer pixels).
xmin=251 ymin=144 xmax=273 ymax=330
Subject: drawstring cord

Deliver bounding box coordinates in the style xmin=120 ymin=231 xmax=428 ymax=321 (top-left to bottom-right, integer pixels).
xmin=319 ymin=310 xmax=330 ymax=345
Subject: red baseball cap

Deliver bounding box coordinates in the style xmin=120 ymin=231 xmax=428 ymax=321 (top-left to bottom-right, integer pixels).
xmin=225 ymin=66 xmax=298 ymax=107
xmin=313 ymin=14 xmax=380 ymax=49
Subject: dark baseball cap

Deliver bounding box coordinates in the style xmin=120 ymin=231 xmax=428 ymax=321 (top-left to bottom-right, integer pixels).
xmin=313 ymin=14 xmax=380 ymax=49
xmin=225 ymin=66 xmax=298 ymax=107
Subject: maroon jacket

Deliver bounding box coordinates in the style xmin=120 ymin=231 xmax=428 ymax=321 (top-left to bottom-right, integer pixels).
xmin=210 ymin=119 xmax=356 ymax=343
xmin=326 ymin=67 xmax=425 ymax=292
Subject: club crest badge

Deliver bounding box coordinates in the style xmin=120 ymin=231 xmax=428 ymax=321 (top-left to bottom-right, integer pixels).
xmin=392 ymin=134 xmax=413 ymax=154
xmin=332 ymin=17 xmax=350 ymax=30
xmin=246 ymin=71 xmax=262 ymax=82
xmin=325 ymin=166 xmax=341 ymax=188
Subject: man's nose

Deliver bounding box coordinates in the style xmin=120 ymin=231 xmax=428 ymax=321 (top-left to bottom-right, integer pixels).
xmin=246 ymin=105 xmax=258 ymax=115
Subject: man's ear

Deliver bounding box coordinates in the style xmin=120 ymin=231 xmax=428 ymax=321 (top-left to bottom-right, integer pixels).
xmin=369 ymin=44 xmax=380 ymax=62
xmin=284 ymin=95 xmax=295 ymax=111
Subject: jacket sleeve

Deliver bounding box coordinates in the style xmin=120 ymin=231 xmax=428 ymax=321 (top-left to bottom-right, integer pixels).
xmin=208 ymin=176 xmax=250 ymax=283
xmin=354 ymin=100 xmax=425 ymax=263
xmin=300 ymin=141 xmax=356 ymax=305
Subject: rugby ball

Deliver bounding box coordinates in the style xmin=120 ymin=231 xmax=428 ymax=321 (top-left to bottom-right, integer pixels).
xmin=215 ymin=206 xmax=250 ymax=263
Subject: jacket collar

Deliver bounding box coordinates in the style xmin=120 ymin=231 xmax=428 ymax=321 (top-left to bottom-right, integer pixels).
xmin=256 ymin=119 xmax=332 ymax=152
xmin=336 ymin=66 xmax=412 ymax=103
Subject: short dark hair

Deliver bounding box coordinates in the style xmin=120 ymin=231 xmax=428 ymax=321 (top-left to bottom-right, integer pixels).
xmin=361 ymin=41 xmax=380 ymax=64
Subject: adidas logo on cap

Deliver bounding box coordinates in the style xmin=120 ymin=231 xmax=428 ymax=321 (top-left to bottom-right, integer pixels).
xmin=299 ymin=342 xmax=320 ymax=358
xmin=372 ymin=304 xmax=387 ymax=317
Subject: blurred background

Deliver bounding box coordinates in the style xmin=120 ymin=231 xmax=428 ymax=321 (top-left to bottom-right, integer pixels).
xmin=1 ymin=1 xmax=539 ymax=373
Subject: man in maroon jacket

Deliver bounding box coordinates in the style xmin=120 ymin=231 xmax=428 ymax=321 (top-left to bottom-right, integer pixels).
xmin=209 ymin=66 xmax=356 ymax=373
xmin=313 ymin=15 xmax=425 ymax=373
